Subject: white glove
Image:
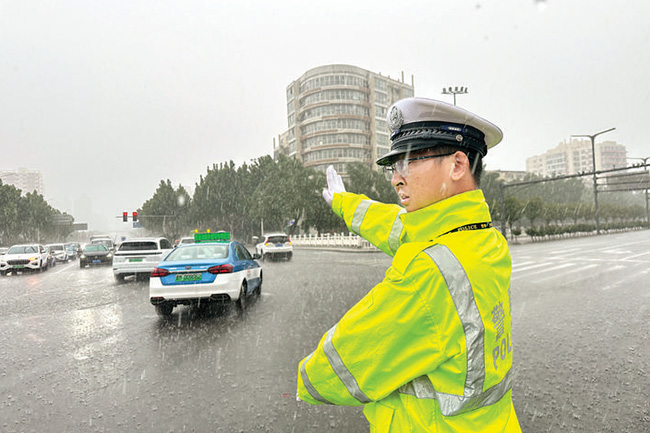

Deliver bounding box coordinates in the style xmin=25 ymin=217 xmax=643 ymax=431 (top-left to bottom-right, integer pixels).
xmin=322 ymin=165 xmax=346 ymax=206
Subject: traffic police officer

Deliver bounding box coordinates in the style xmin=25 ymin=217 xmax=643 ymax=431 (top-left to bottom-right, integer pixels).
xmin=297 ymin=97 xmax=521 ymax=432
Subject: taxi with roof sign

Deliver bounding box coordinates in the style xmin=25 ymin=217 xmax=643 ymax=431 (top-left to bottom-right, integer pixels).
xmin=149 ymin=231 xmax=262 ymax=317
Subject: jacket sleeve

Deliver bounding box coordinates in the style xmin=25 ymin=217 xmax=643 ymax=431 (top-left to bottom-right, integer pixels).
xmin=331 ymin=192 xmax=406 ymax=256
xmin=297 ymin=250 xmax=447 ymax=406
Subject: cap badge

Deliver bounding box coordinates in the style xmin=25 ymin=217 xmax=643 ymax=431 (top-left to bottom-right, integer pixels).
xmin=389 ymin=106 xmax=403 ymax=131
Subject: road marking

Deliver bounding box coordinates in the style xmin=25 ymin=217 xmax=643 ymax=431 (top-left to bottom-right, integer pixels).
xmin=512 ymin=263 xmax=550 ymax=273
xmin=513 ymin=262 xmax=575 ymax=278
xmin=512 ymin=261 xmax=535 ymax=268
xmin=532 ymin=263 xmax=599 ymax=282
xmin=622 ymin=250 xmax=650 ymax=260
xmin=548 ymin=248 xmax=583 ymax=255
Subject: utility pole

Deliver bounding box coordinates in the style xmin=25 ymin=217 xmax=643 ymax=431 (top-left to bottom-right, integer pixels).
xmin=628 ymin=156 xmax=650 ymax=224
xmin=570 ymin=127 xmax=616 ymax=234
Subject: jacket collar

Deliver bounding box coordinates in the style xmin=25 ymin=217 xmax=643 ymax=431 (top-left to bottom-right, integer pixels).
xmin=400 ymin=189 xmax=492 ymax=242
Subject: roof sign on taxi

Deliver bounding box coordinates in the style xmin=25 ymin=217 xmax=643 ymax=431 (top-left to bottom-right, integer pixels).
xmin=194 ymin=231 xmax=231 ymax=243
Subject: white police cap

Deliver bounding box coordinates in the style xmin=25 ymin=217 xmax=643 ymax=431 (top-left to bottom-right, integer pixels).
xmin=376 ymin=97 xmax=503 ymax=166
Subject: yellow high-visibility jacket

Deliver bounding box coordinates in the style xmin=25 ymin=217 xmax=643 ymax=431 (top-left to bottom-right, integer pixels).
xmin=297 ymin=189 xmax=521 ymax=432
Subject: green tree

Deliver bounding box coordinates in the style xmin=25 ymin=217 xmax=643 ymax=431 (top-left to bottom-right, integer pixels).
xmin=480 ymin=170 xmax=504 ymax=222
xmin=141 ymin=180 xmax=191 ymax=241
xmin=522 ymin=197 xmax=544 ymax=228
xmin=504 ymin=196 xmax=523 ymax=240
xmin=345 ymin=162 xmax=399 ymax=205
xmin=0 ymin=181 xmax=22 ymax=244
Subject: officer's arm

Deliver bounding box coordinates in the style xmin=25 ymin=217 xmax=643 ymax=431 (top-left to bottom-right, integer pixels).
xmin=297 ymin=253 xmax=445 ymax=405
xmin=331 ymin=192 xmax=405 ymax=256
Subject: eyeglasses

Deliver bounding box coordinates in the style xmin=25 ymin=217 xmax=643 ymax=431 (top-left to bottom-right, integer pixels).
xmin=383 ymin=151 xmax=456 ymax=178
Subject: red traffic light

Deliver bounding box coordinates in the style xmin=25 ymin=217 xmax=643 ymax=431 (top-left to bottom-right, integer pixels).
xmin=132 ymin=212 xmax=138 ymax=222
xmin=122 ymin=212 xmax=128 ymax=222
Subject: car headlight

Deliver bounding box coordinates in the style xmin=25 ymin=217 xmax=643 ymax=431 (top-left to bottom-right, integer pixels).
xmin=29 ymin=257 xmax=38 ymax=262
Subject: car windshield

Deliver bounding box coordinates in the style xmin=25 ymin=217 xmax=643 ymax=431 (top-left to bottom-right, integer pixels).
xmin=267 ymin=235 xmax=289 ymax=243
xmin=164 ymin=244 xmax=229 ymax=261
xmin=8 ymin=245 xmax=38 ymax=254
xmin=84 ymin=245 xmax=108 ymax=252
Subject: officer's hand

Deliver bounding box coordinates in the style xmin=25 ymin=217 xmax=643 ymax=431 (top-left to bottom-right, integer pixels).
xmin=322 ymin=165 xmax=346 ymax=206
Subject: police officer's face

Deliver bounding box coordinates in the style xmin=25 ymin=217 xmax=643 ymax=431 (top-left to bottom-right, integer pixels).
xmin=391 ymin=150 xmax=461 ymax=212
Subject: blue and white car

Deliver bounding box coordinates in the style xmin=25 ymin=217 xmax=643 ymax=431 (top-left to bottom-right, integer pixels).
xmin=149 ymin=234 xmax=262 ymax=317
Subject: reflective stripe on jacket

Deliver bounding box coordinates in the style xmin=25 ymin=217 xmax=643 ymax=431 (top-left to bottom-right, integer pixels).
xmin=297 ymin=190 xmax=521 ymax=432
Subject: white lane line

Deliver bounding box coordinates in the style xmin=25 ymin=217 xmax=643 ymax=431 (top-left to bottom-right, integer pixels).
xmin=513 ymin=262 xmax=575 ymax=278
xmin=623 ymin=251 xmax=650 ymax=260
xmin=512 ymin=262 xmax=550 ymax=273
xmin=548 ymin=248 xmax=583 ymax=255
xmin=532 ymin=263 xmax=599 ymax=282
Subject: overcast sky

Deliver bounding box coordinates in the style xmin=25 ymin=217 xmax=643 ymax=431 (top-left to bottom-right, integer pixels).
xmin=1 ymin=0 xmax=648 ymax=232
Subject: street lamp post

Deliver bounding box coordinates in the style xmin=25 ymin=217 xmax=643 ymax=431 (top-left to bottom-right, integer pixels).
xmin=571 ymin=127 xmax=616 ymax=235
xmin=441 ymin=86 xmax=468 ymax=106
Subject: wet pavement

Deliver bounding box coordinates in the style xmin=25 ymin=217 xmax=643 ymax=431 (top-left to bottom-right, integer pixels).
xmin=0 ymin=230 xmax=648 ymax=432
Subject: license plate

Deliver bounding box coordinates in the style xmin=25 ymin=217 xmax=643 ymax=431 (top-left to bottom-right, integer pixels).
xmin=175 ymin=273 xmax=202 ymax=282
xmin=92 ymin=260 xmax=101 ymax=263
xmin=275 ymin=244 xmax=283 ymax=247
xmin=129 ymin=258 xmax=143 ymax=263
xmin=14 ymin=265 xmax=24 ymax=269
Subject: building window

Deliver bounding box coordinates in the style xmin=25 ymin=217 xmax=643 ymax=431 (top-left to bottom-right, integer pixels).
xmin=300 ymin=104 xmax=369 ymax=121
xmin=301 ymin=119 xmax=369 ymax=135
xmin=304 ymin=148 xmax=371 ymax=163
xmin=300 ymin=89 xmax=368 ymax=107
xmin=303 ymin=133 xmax=370 ymax=149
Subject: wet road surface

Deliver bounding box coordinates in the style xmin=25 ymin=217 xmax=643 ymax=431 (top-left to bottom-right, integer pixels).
xmin=0 ymin=230 xmax=648 ymax=432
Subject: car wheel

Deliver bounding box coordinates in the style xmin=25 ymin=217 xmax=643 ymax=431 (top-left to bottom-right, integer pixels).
xmin=114 ymin=274 xmax=125 ymax=283
xmin=255 ymin=272 xmax=263 ymax=296
xmin=287 ymin=252 xmax=293 ymax=261
xmin=236 ymin=281 xmax=247 ymax=312
xmin=155 ymin=303 xmax=173 ymax=318
xmin=80 ymin=261 xmax=85 ymax=268
xmin=261 ymin=251 xmax=266 ymax=262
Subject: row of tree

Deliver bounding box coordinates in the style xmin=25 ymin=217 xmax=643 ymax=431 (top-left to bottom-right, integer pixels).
xmin=138 ymin=155 xmax=399 ymax=243
xmin=137 ymin=156 xmax=649 ymax=243
xmin=0 ymin=180 xmax=73 ymax=245
xmin=480 ymin=172 xmax=648 ymax=239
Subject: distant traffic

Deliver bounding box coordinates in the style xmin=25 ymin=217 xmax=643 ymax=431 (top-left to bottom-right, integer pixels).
xmin=0 ymin=231 xmax=291 ymax=317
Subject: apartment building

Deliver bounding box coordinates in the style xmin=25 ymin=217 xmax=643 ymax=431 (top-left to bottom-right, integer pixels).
xmin=526 ymin=139 xmax=627 ymax=177
xmin=0 ymin=167 xmax=44 ymax=195
xmin=275 ymin=64 xmax=415 ymax=175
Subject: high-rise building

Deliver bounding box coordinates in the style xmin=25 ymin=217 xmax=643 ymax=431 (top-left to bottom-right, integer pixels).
xmin=0 ymin=168 xmax=44 ymax=195
xmin=275 ymin=64 xmax=415 ymax=175
xmin=526 ymin=139 xmax=627 ymax=177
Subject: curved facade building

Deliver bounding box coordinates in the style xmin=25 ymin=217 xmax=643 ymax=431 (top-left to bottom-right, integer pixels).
xmin=275 ymin=64 xmax=414 ymax=175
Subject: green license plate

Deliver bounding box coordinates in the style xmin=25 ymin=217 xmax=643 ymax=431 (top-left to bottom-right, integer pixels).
xmin=14 ymin=265 xmax=24 ymax=269
xmin=175 ymin=273 xmax=202 ymax=282
xmin=129 ymin=258 xmax=143 ymax=263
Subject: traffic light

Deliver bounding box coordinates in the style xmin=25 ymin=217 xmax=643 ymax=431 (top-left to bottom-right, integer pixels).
xmin=132 ymin=212 xmax=138 ymax=222
xmin=123 ymin=212 xmax=128 ymax=222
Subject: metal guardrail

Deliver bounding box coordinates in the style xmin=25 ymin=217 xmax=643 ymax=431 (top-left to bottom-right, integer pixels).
xmin=290 ymin=233 xmax=378 ymax=251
